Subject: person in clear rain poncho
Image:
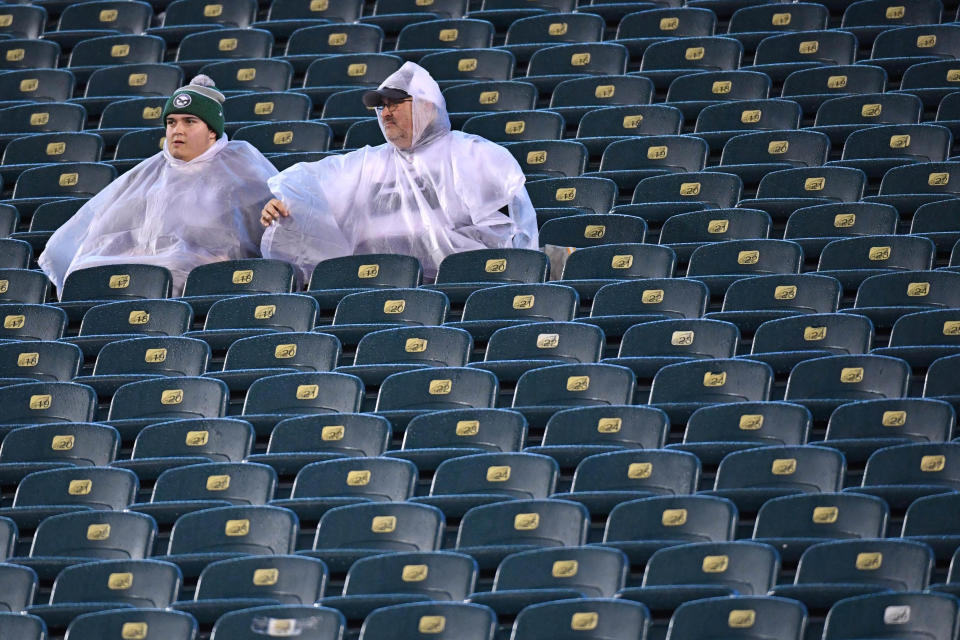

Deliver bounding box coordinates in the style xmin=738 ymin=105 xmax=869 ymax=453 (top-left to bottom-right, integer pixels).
xmin=39 ymin=75 xmax=278 ymax=295
xmin=259 ymin=61 xmax=539 ymax=281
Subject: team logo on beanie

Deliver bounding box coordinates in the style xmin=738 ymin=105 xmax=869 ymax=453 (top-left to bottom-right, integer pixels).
xmin=172 ymin=93 xmax=192 ymax=108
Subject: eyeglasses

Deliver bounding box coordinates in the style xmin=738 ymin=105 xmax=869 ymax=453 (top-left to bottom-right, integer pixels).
xmin=375 ymin=98 xmax=412 ymax=113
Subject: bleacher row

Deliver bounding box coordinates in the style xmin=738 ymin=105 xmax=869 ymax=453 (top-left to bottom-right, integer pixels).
xmin=6 ymin=0 xmax=960 ymax=638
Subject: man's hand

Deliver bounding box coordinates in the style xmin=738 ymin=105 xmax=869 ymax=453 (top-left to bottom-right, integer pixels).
xmin=260 ymin=198 xmax=290 ymax=226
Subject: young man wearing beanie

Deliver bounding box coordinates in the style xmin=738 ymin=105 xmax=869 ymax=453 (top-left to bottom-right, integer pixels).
xmin=258 ymin=61 xmax=537 ymax=282
xmin=39 ymin=75 xmax=278 ymax=295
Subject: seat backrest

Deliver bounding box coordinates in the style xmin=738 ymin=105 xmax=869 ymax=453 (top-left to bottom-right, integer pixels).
xmin=577 ymin=105 xmax=683 ymax=138
xmin=506 ymin=139 xmax=588 ymax=178
xmin=590 ymin=278 xmax=709 ymax=319
xmin=562 ymin=243 xmax=674 ymax=280
xmin=132 ymin=417 xmax=254 ymax=462
xmin=540 ymin=216 xmax=649 ymax=249
xmin=152 ymin=461 xmax=276 ymax=505
xmin=0 ymin=564 xmax=37 ymax=613
xmin=396 ymin=18 xmax=493 ymax=51
xmin=0 ymin=67 xmax=72 ymax=100
xmin=814 ymin=92 xmax=921 ymax=127
xmin=668 ymin=595 xmax=806 ymax=640
xmin=870 ymin=24 xmax=960 ymax=60
xmin=840 ymin=123 xmax=952 ymax=162
xmin=163 ymin=0 xmax=257 ymax=26
xmin=66 ymin=609 xmax=197 ymax=640
xmin=353 ymin=325 xmax=472 ymax=367
xmin=418 ymin=48 xmax=515 ymax=82
xmin=59 ymin=0 xmax=153 ymax=31
xmin=69 ymin=34 xmax=165 ymax=67
xmin=401 ymin=408 xmax=527 ymax=452
xmin=193 ymin=555 xmax=326 ymax=603
xmin=751 ymin=312 xmax=874 ymax=356
xmin=0 ymin=4 xmax=47 ymax=39
xmin=430 ymin=452 xmax=558 ymax=499
xmin=202 ymin=293 xmax=319 ymax=333
xmin=542 ymin=404 xmax=669 ymax=449
xmin=359 ymin=602 xmax=495 ymax=640
xmin=720 ymin=273 xmax=841 ymax=313
xmin=269 ymin=0 xmax=363 ymax=21
xmin=720 ymin=130 xmax=829 ymax=168
xmin=200 ymin=58 xmax=294 ymax=93
xmin=434 ymin=248 xmax=549 ymax=285
xmin=15 ymin=467 xmax=138 ymax=511
xmin=484 ymin=321 xmax=602 ymax=364
xmin=527 ymin=42 xmax=629 ymax=77
xmin=460 ymin=283 xmax=578 ymax=323
xmin=599 ymin=135 xmax=707 ymax=173
xmin=313 ymin=502 xmax=444 ymax=552
xmin=513 ymin=362 xmax=635 ymax=407
xmin=78 ymin=299 xmax=193 ymax=337
xmin=309 ymin=253 xmax=422 ymax=290
xmin=286 ymin=23 xmax=383 ymax=56
xmin=304 ymin=53 xmax=404 ymax=88
xmin=877 ymin=161 xmax=960 ymax=197
xmin=571 ymin=449 xmax=700 ymax=494
xmin=0 ymin=613 xmax=44 ymax=640
xmin=550 ymin=75 xmax=653 ymax=110
xmin=684 ymin=401 xmax=812 ymax=447
xmin=842 ymin=0 xmax=942 ymax=29
xmin=782 ymin=63 xmax=887 ymax=99
xmin=267 ymin=413 xmax=391 ymax=457
xmin=0 ymin=340 xmax=82 ymax=382
xmin=794 ymin=538 xmax=933 ymax=590
xmin=493 ymin=545 xmax=627 ymax=597
xmin=0 ymin=269 xmax=51 ymax=305
xmin=83 ymin=63 xmax=183 ymax=98
xmin=32 ymin=512 xmax=152 ymax=566
xmin=619 ymin=318 xmax=738 ymax=359
xmin=754 ymin=492 xmax=888 ymax=540
xmin=223 ymin=332 xmax=340 ymax=372
xmin=456 ymin=498 xmax=588 ymax=548
xmin=640 ymin=36 xmax=743 ymax=72
xmin=0 ymin=422 xmax=118 ymax=466
xmin=513 ymin=598 xmax=648 ymax=640
xmin=713 ymin=444 xmax=846 ymax=492
xmin=889 ymin=308 xmax=960 ymax=349
xmin=0 ymin=380 xmax=95 ymax=425
xmin=754 ymin=30 xmax=856 ymax=66
xmin=633 ymin=171 xmax=743 ymax=208
xmin=223 ymin=91 xmax=310 ymax=124
xmin=786 ymin=354 xmax=911 ymax=402
xmin=695 ymin=98 xmax=802 ymax=135
xmin=108 ymin=376 xmax=228 ymax=421
xmin=376 ymin=367 xmax=497 ymax=412
xmin=785 ymin=202 xmax=899 ymax=240
xmin=51 ymin=558 xmax=180 ymax=608
xmin=462 ymin=110 xmax=564 ymax=142
xmin=822 ymin=592 xmax=959 ymax=640
xmin=13 ymin=162 xmax=117 ymax=199
xmin=177 ymin=27 xmax=273 ymax=61
xmin=666 ymin=70 xmax=771 ymax=104
xmin=0 ymin=102 xmax=86 ymax=136
xmin=604 ymin=494 xmax=736 ymax=545
xmin=167 ymin=505 xmax=297 ymax=556
xmin=618 ymin=6 xmax=716 ymax=39
xmin=688 ymin=239 xmax=804 ymax=278
xmin=93 ymin=336 xmax=209 ymax=377
xmin=343 ymin=550 xmax=477 ymax=600
xmin=862 ymin=442 xmax=960 ymax=489
xmin=243 ymin=371 xmax=363 ymax=415
xmin=2 ymin=131 xmax=103 ymax=166
xmin=183 ymin=259 xmax=296 ymax=297
xmin=643 ymin=540 xmax=780 ymax=594
xmin=443 ymin=80 xmax=537 ymax=114
xmin=211 ymin=604 xmax=344 ymax=640
xmin=729 ymin=2 xmax=828 ymax=35
xmin=820 ymin=236 xmax=935 ymax=272
xmin=826 ymin=397 xmax=955 ymax=443
xmin=333 ymin=288 xmax=448 ymax=326
xmin=756 ymin=166 xmax=866 ymax=201
xmin=504 ymin=12 xmax=603 ymax=45
xmin=290 ymin=456 xmax=416 ymax=501
xmin=660 ymin=208 xmax=772 ymax=245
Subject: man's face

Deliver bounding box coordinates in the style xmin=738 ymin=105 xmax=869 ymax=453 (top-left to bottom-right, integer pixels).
xmin=165 ymin=113 xmax=216 ymax=161
xmin=379 ymin=98 xmax=414 ymax=150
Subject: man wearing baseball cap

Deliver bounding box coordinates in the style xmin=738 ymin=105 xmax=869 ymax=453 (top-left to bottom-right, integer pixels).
xmin=40 ymin=75 xmax=278 ymax=295
xmin=259 ymin=61 xmax=538 ymax=282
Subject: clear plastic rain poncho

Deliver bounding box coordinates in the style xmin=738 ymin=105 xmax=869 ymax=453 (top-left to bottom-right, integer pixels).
xmin=39 ymin=135 xmax=278 ymax=295
xmin=260 ymin=61 xmax=539 ymax=281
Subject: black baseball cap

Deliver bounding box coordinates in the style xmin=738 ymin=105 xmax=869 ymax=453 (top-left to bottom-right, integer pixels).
xmin=362 ymin=87 xmax=411 ymax=107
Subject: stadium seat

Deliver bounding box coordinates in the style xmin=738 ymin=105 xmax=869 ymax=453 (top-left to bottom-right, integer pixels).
xmin=149 ymin=0 xmax=257 ymax=44
xmin=412 ymin=451 xmax=557 ymax=518
xmin=902 ymin=492 xmax=960 ymax=563
xmin=307 ymin=253 xmax=422 ymax=321
xmin=828 ymin=123 xmax=953 ymax=187
xmin=863 ymin=161 xmax=960 ymax=217
xmin=850 ymin=442 xmax=960 ymax=510
xmin=746 ymin=313 xmax=874 ymax=374
xmin=67 ymin=34 xmax=166 ymax=86
xmin=283 ymin=24 xmax=384 ymax=77
xmin=504 ymin=139 xmax=588 ymax=179
xmin=821 ymin=591 xmax=959 ymax=640
xmin=184 ymin=293 xmax=319 ymax=355
xmin=615 ymin=7 xmax=717 ymax=61
xmin=638 ymin=36 xmax=744 ymax=91
xmin=448 ymin=283 xmax=577 ymax=344
xmin=115 ymin=417 xmax=255 ymax=482
xmin=784 ymin=202 xmax=900 ymax=260
xmin=911 ymin=198 xmax=960 ymax=255
xmin=511 ymin=597 xmax=648 ymax=640
xmin=302 ymin=53 xmax=404 ymax=104
xmin=55 ymin=264 xmax=173 ymax=325
xmin=240 ymin=371 xmax=363 ymax=436
xmin=0 ymin=563 xmax=38 ymax=612
xmin=72 ymin=64 xmax=184 ymax=119
xmin=424 ymin=248 xmax=549 ymax=309
xmin=443 ymin=80 xmax=538 ymax=128
xmin=0 ymin=613 xmax=45 ymax=640
xmin=840 ymin=270 xmax=960 ymax=331
xmin=0 ymin=340 xmax=81 ymax=384
xmin=0 ymin=41 xmax=60 ymax=71
xmin=0 ymin=381 xmax=95 ymax=428
xmin=0 ymin=132 xmax=104 ymax=188
xmin=65 ymin=608 xmax=197 ymax=640
xmin=575 ymin=104 xmax=683 ymax=158
xmin=867 ymin=24 xmax=960 ymax=83
xmin=8 ymin=508 xmax=151 ymax=580
xmin=394 ymin=18 xmax=494 ymax=62
xmin=62 ymin=299 xmax=193 ymax=363
xmin=527 ymin=404 xmax=668 ymax=470
xmin=669 ymin=401 xmax=812 ymax=466
xmin=27 ymin=558 xmax=180 ymax=632
xmin=539 ymin=215 xmax=649 ymax=249
xmin=107 ymin=376 xmax=229 ymax=442
xmin=223 ymin=92 xmax=311 ymax=136
xmin=0 ymin=269 xmax=50 ymax=305
xmin=770 ymin=538 xmax=934 ymax=612
xmin=626 ymin=171 xmax=743 ymax=226
xmin=727 ymin=2 xmax=829 ymax=52
xmin=660 ymin=208 xmax=771 ymax=263
xmin=179 ymin=259 xmax=298 ymax=318
xmin=0 ymin=4 xmax=47 ymax=40
xmin=583 ymin=134 xmax=708 ymax=199
xmin=358 ymin=601 xmax=496 ymax=640
xmin=0 ymin=303 xmax=67 ymax=342
xmin=548 ymin=75 xmax=653 ymax=127
xmin=9 ymin=163 xmax=117 ymax=218
xmin=455 ymin=498 xmax=589 ymax=569
xmin=781 ymin=64 xmax=888 ymax=116
xmin=560 ymin=242 xmax=674 ymax=306
xmin=510 ymin=362 xmax=635 ymax=428
xmin=418 ymin=48 xmax=516 ymax=88
xmin=925 ymin=353 xmax=960 ymax=412
xmin=303 ymin=502 xmax=444 ymax=573
xmin=210 ymin=604 xmax=344 ymax=640
xmin=386 ymin=408 xmax=527 ymax=472
xmin=753 ymin=492 xmax=889 ymax=565
xmin=666 ymin=595 xmax=807 ymax=640
xmin=0 ymin=422 xmax=118 ymax=489
xmin=841 ymin=0 xmax=943 ymax=50
xmin=498 ymin=12 xmax=603 ymax=65
xmin=746 ymin=30 xmax=857 ymax=86
xmin=563 ymin=449 xmax=701 ymax=518
xmin=580 ymin=278 xmax=709 ymax=341
xmin=172 ymin=554 xmax=327 ymax=625
xmin=875 ymin=309 xmax=960 ymax=369
xmin=159 ymin=504 xmax=298 ymax=578
xmin=812 ymin=92 xmax=922 ymax=150
xmin=739 ymin=166 xmax=867 ymax=222
xmin=523 ymin=42 xmax=629 ymax=95
xmin=375 ymin=367 xmax=498 ymax=431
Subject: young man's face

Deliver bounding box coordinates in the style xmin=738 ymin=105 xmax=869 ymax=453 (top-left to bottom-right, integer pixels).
xmin=379 ymin=98 xmax=414 ymax=150
xmin=165 ymin=113 xmax=217 ymax=161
